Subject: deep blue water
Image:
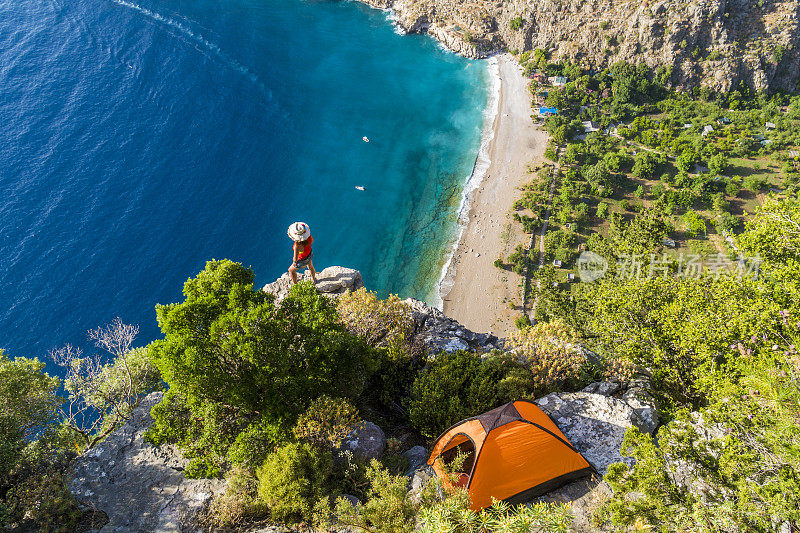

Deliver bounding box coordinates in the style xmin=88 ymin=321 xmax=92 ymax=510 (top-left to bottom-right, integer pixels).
xmin=0 ymin=0 xmax=489 ymax=366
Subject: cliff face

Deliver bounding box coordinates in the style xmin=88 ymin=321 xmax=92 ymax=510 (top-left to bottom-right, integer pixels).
xmin=361 ymin=0 xmax=800 ymax=92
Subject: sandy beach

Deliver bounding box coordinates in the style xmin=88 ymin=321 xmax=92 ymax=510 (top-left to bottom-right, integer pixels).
xmin=441 ymin=54 xmax=548 ymax=337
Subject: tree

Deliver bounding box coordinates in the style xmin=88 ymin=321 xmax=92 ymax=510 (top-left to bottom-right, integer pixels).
xmin=584 ymin=161 xmax=611 ymax=187
xmin=738 ymin=193 xmax=800 ymax=295
xmin=49 ymin=319 xmax=161 ymax=449
xmin=676 ymin=149 xmax=698 ymax=173
xmin=596 ymin=202 xmax=610 ymax=218
xmin=683 ymin=210 xmax=707 ymax=237
xmin=509 ymin=16 xmax=523 ymax=30
xmin=146 ymin=260 xmax=377 ymax=473
xmin=632 ymin=152 xmax=658 ymax=180
xmin=708 ymin=153 xmax=728 ymax=175
xmin=0 ymin=351 xmax=61 ymax=484
xmin=614 ymin=208 xmax=671 ymax=254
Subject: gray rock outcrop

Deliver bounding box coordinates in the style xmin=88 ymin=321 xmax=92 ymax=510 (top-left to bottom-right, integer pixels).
xmin=403 ymin=445 xmax=429 ymax=475
xmin=535 ymin=388 xmax=655 ymax=474
xmin=264 ymin=265 xmax=502 ymax=355
xmin=68 ymin=392 xmax=225 ymax=533
xmin=534 ymin=381 xmax=658 ymax=531
xmin=341 ymin=421 xmax=387 ymax=461
xmin=263 ymin=266 xmax=364 ymax=303
xmin=404 ymin=297 xmax=504 ymax=354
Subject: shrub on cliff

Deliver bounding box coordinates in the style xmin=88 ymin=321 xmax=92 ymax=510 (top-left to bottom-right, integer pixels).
xmin=337 ymin=288 xmax=425 ymax=421
xmin=407 ymin=351 xmax=532 ymax=439
xmin=146 ymin=260 xmax=378 ymax=475
xmin=337 ymin=288 xmax=418 ymax=359
xmin=323 ymin=459 xmax=574 ymax=533
xmin=508 ymin=320 xmax=589 ymax=396
xmin=0 ymin=351 xmax=62 ymax=485
xmin=0 ymin=351 xmax=88 ymax=531
xmin=256 ymin=441 xmax=334 ymax=522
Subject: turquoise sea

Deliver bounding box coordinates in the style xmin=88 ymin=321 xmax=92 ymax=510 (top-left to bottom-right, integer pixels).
xmin=0 ymin=0 xmax=491 ymax=364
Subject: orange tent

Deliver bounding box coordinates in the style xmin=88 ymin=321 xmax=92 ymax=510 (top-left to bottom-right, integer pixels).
xmin=427 ymin=400 xmax=595 ymax=510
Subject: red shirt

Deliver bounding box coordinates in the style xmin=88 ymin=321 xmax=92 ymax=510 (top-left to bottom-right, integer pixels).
xmin=294 ymin=236 xmax=313 ymax=260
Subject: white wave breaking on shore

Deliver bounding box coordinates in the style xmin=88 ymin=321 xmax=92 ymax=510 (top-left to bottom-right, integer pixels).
xmin=433 ymin=55 xmax=501 ymax=310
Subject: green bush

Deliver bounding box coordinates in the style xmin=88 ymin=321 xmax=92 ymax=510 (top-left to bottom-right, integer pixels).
xmin=256 ymin=441 xmax=333 ymax=522
xmin=509 ymin=16 xmax=523 ymax=31
xmin=0 ymin=351 xmax=61 ymax=485
xmin=293 ymin=395 xmax=360 ymax=449
xmin=328 ymin=460 xmax=419 ymax=533
xmin=407 ymin=351 xmax=531 ymax=438
xmin=743 ymin=175 xmax=767 ymax=191
xmin=632 ymin=151 xmax=659 ymax=179
xmin=337 ymin=288 xmax=417 ymax=358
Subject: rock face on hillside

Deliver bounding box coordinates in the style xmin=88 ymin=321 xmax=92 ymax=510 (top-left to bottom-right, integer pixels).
xmin=68 ymin=393 xmax=225 ymax=532
xmin=359 ymin=0 xmax=800 ymax=92
xmin=263 ymin=265 xmax=364 ymax=303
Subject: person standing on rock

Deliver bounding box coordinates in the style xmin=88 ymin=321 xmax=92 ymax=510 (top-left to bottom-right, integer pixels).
xmin=287 ymin=221 xmax=316 ymax=284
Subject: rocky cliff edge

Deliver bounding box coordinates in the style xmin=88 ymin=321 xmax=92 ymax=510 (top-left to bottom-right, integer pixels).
xmin=69 ymin=267 xmax=658 ymax=532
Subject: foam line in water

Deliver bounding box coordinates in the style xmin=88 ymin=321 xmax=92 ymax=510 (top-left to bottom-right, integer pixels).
xmin=109 ymin=0 xmax=267 ymax=94
xmin=434 ymin=55 xmax=500 ymax=310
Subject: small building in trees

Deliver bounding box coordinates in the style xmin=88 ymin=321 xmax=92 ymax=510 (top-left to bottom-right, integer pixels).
xmin=582 ymin=121 xmax=600 ymax=133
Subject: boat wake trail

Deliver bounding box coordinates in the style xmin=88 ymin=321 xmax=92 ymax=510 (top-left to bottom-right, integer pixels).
xmin=109 ymin=0 xmax=269 ymax=96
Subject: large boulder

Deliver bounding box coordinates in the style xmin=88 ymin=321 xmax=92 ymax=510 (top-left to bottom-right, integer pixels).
xmin=403 ymin=445 xmax=428 ymax=475
xmin=341 ymin=421 xmax=387 ymax=462
xmin=535 ymin=391 xmax=653 ymax=474
xmin=263 ymin=266 xmax=364 ymax=303
xmin=68 ymin=392 xmax=225 ymax=533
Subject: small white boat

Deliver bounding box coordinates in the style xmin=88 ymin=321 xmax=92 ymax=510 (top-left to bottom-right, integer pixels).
xmin=362 ymin=136 xmax=370 ymax=142
xmin=355 ymin=186 xmax=366 ymax=191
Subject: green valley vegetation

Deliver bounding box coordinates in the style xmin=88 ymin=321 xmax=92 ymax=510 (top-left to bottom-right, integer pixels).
xmin=507 ymin=51 xmax=800 ymax=287
xmin=504 ymin=50 xmax=800 ymax=530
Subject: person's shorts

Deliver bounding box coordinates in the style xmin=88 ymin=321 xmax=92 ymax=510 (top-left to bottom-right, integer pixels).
xmin=296 ymin=251 xmax=313 ymax=269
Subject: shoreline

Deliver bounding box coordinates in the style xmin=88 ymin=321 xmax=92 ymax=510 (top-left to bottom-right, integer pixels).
xmin=433 ymin=55 xmax=501 ymax=309
xmin=440 ymin=54 xmax=548 ymax=337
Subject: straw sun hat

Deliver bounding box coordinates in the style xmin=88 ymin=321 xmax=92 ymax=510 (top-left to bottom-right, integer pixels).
xmin=287 ymin=222 xmax=311 ymax=242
